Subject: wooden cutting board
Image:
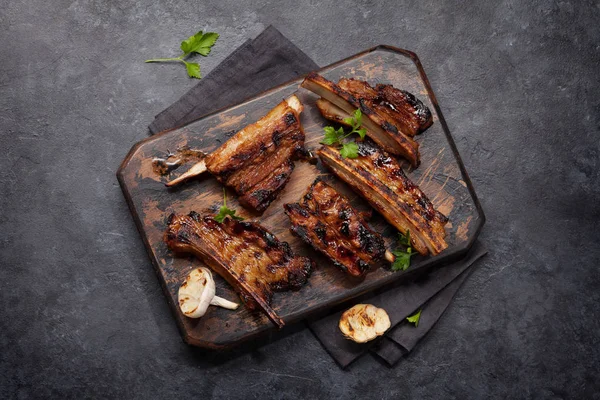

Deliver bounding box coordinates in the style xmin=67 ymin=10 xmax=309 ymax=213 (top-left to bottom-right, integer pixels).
xmin=117 ymin=46 xmax=485 ymax=349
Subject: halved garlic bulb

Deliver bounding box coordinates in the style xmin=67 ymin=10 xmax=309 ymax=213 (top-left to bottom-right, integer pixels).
xmin=178 ymin=267 xmax=239 ymax=318
xmin=339 ymin=304 xmax=391 ymax=343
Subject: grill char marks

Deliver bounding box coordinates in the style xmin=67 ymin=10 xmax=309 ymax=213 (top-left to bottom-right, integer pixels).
xmin=318 ymin=140 xmax=448 ymax=256
xmin=337 ymin=78 xmax=432 ymax=138
xmin=300 ymin=73 xmax=420 ymax=166
xmin=204 ymin=95 xmax=306 ymax=213
xmin=238 ymin=159 xmax=294 ymax=212
xmin=284 ymin=180 xmax=385 ymax=277
xmin=374 ymin=83 xmax=433 ymax=134
xmin=164 ymin=212 xmax=313 ymax=328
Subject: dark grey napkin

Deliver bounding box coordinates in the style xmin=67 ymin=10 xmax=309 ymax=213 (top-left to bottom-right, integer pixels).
xmin=372 ymin=259 xmax=477 ymax=366
xmin=308 ymin=242 xmax=487 ymax=368
xmin=149 ymin=26 xmax=318 ymax=134
xmin=148 ymin=25 xmax=487 ymax=368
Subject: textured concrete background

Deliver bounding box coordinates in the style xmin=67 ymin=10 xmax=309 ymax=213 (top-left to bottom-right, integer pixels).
xmin=1 ymin=0 xmax=599 ymax=398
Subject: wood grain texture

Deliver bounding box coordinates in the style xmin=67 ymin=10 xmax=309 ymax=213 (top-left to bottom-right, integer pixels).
xmin=117 ymin=46 xmax=485 ymax=349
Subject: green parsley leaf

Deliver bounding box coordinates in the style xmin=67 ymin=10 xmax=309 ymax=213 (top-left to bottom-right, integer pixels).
xmin=146 ymin=29 xmax=219 ymax=79
xmin=214 ymin=206 xmax=243 ymax=223
xmin=214 ymin=189 xmax=243 ymax=223
xmin=398 ymin=230 xmax=411 ymax=247
xmin=180 ymin=31 xmax=219 ymax=56
xmin=406 ymin=309 xmax=422 ymax=327
xmin=322 ymin=126 xmax=344 ymax=145
xmin=321 ymin=108 xmax=366 ymax=158
xmin=352 ymin=109 xmax=362 ymax=128
xmin=391 ymin=230 xmax=417 ymax=271
xmin=340 ymin=142 xmax=359 ymax=158
xmin=391 ymin=247 xmax=417 ymax=271
xmin=183 ymin=61 xmax=201 ymax=78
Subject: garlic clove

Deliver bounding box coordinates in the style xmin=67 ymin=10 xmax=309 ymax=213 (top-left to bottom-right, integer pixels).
xmin=178 ymin=267 xmax=215 ymax=318
xmin=178 ymin=267 xmax=239 ymax=318
xmin=339 ymin=304 xmax=391 ymax=343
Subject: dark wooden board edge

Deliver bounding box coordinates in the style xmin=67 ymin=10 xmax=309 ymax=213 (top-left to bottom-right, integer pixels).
xmin=116 ymin=45 xmax=486 ymax=350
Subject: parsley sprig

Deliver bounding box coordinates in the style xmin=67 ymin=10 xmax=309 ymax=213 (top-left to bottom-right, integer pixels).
xmin=391 ymin=230 xmax=418 ymax=271
xmin=146 ymin=31 xmax=219 ymax=79
xmin=406 ymin=309 xmax=422 ymax=327
xmin=321 ymin=109 xmax=367 ymax=159
xmin=214 ymin=189 xmax=244 ymax=223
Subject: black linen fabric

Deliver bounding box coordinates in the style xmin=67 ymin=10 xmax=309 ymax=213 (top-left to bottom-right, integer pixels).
xmin=308 ymin=243 xmax=487 ymax=368
xmin=148 ymin=26 xmax=318 ymax=134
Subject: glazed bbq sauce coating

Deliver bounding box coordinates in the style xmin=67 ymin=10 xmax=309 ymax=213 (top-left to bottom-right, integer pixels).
xmin=318 ymin=139 xmax=448 ymax=256
xmin=238 ymin=159 xmax=294 ymax=212
xmin=300 ymin=72 xmax=420 ymax=167
xmin=337 ymin=78 xmax=433 ymax=137
xmin=284 ymin=180 xmax=385 ymax=277
xmin=374 ymin=83 xmax=433 ymax=132
xmin=204 ymin=97 xmax=306 ymax=213
xmin=164 ymin=211 xmax=313 ymax=328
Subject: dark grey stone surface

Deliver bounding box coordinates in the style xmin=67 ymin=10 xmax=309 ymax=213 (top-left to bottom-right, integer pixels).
xmin=1 ymin=0 xmax=599 ymax=398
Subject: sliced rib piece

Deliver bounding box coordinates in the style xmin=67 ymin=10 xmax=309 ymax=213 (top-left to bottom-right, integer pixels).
xmin=284 ymin=180 xmax=386 ymax=277
xmin=318 ymin=140 xmax=448 ymax=256
xmin=315 ymin=79 xmax=432 ymax=138
xmin=374 ymin=83 xmax=433 ymax=134
xmin=165 ymin=212 xmax=313 ymax=328
xmin=166 ymin=95 xmax=307 ymax=213
xmin=337 ymin=78 xmax=432 ymax=137
xmin=301 ymin=73 xmax=420 ymax=166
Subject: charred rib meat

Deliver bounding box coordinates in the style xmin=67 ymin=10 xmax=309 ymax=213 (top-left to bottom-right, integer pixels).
xmin=167 ymin=95 xmax=307 ymax=213
xmin=165 ymin=212 xmax=313 ymax=328
xmin=371 ymin=82 xmax=433 ymax=135
xmin=301 ymin=73 xmax=421 ymax=166
xmin=318 ymin=140 xmax=448 ymax=256
xmin=284 ymin=180 xmax=385 ymax=277
xmin=336 ymin=78 xmax=432 ymax=137
xmin=237 ymin=159 xmax=294 ymax=212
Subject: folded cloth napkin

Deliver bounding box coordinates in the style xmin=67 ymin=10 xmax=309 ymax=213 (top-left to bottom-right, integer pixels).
xmin=149 ymin=26 xmax=318 ymax=134
xmin=148 ymin=25 xmax=487 ymax=367
xmin=308 ymin=242 xmax=487 ymax=368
